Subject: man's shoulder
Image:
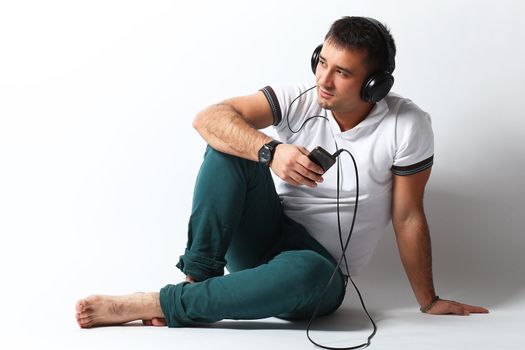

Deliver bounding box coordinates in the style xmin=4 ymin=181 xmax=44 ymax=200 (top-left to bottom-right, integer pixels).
xmin=263 ymin=82 xmax=316 ymax=98
xmin=265 ymin=82 xmax=320 ymax=113
xmin=383 ymin=92 xmax=430 ymax=120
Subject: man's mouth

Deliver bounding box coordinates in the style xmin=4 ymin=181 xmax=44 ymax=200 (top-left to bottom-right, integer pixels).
xmin=319 ymin=87 xmax=334 ymax=99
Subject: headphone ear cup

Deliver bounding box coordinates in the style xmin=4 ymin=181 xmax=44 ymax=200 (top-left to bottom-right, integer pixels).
xmin=360 ymin=72 xmax=394 ymax=103
xmin=311 ymin=44 xmax=323 ymax=74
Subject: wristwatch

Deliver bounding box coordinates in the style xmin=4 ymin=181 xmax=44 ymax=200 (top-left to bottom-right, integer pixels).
xmin=258 ymin=140 xmax=282 ymax=166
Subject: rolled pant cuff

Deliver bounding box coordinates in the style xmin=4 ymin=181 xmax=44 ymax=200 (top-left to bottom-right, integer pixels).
xmin=176 ymin=248 xmax=226 ymax=282
xmin=159 ymin=283 xmax=194 ymax=327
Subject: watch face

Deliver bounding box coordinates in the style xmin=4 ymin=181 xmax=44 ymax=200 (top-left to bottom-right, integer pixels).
xmin=259 ymin=146 xmax=271 ymax=163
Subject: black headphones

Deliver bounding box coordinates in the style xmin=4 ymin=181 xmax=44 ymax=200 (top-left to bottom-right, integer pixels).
xmin=311 ymin=17 xmax=395 ymax=103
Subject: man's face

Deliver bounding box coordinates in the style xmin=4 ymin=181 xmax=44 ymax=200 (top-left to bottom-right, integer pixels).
xmin=315 ymin=41 xmax=371 ymax=114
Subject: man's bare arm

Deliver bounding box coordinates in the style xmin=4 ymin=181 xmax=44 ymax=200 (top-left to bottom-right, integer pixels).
xmin=392 ymin=168 xmax=489 ymax=315
xmin=392 ymin=168 xmax=436 ymax=307
xmin=192 ymin=91 xmax=274 ymax=161
xmin=192 ymin=90 xmax=325 ymax=187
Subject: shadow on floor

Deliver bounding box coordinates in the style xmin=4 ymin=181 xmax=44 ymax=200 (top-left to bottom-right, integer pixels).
xmin=208 ymin=305 xmax=381 ymax=332
xmin=355 ymin=182 xmax=525 ymax=311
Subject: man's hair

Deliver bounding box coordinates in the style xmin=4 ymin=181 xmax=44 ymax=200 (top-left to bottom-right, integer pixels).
xmin=324 ymin=16 xmax=396 ymax=74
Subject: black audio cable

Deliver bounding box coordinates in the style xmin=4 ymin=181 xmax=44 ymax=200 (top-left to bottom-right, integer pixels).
xmin=282 ymin=86 xmax=377 ymax=348
xmin=306 ymin=148 xmax=377 ymax=350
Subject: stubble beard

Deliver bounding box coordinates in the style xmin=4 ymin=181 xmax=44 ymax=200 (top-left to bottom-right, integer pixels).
xmin=317 ymin=96 xmax=335 ymax=111
xmin=316 ymin=85 xmax=337 ymax=111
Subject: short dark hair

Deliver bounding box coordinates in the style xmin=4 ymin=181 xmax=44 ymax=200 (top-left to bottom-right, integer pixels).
xmin=324 ymin=16 xmax=396 ymax=74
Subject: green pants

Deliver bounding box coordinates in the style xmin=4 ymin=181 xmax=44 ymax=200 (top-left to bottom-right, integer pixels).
xmin=159 ymin=147 xmax=346 ymax=327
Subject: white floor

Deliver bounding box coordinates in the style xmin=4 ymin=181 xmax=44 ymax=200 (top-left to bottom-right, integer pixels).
xmin=10 ymin=306 xmax=523 ymax=350
xmin=6 ymin=286 xmax=523 ymax=350
xmin=3 ymin=228 xmax=524 ymax=350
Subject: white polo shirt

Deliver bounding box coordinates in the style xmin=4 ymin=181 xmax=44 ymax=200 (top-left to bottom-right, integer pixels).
xmin=260 ymin=83 xmax=434 ymax=275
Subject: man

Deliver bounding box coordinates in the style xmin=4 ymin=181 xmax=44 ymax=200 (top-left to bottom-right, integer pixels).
xmin=75 ymin=16 xmax=488 ymax=329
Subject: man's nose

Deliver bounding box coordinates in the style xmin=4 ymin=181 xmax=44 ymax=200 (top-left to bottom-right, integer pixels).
xmin=317 ymin=69 xmax=334 ymax=88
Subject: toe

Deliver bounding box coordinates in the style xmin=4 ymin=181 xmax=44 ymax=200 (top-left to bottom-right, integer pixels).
xmin=78 ymin=316 xmax=92 ymax=328
xmin=76 ymin=300 xmax=84 ymax=313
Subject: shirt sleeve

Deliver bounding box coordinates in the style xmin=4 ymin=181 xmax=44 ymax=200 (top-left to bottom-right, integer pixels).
xmin=259 ymin=86 xmax=283 ymax=126
xmin=259 ymin=83 xmax=319 ymax=139
xmin=391 ymin=101 xmax=434 ymax=176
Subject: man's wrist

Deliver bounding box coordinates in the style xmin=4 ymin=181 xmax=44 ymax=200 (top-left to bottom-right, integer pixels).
xmin=258 ymin=139 xmax=282 ymax=166
xmin=420 ymin=295 xmax=440 ymax=313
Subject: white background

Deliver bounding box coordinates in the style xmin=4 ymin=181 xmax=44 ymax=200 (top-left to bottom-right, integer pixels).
xmin=1 ymin=0 xmax=524 ymax=349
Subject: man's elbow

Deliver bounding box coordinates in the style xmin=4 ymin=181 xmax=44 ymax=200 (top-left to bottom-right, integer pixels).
xmin=192 ymin=110 xmax=204 ymax=132
xmin=192 ymin=102 xmax=237 ymax=132
xmin=192 ymin=105 xmax=213 ymax=132
xmin=392 ymin=210 xmax=429 ymax=236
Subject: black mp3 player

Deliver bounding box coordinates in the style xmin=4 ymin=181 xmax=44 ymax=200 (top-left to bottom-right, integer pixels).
xmin=308 ymin=146 xmax=336 ymax=172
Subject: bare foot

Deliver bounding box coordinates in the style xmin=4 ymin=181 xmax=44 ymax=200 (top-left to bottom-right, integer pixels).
xmin=75 ymin=292 xmax=164 ymax=328
xmin=141 ymin=276 xmax=195 ymax=326
xmin=141 ymin=277 xmax=195 ymax=326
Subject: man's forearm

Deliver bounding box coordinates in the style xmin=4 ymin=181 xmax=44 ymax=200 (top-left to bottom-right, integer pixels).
xmin=394 ymin=215 xmax=437 ymax=308
xmin=192 ymin=103 xmax=271 ymax=161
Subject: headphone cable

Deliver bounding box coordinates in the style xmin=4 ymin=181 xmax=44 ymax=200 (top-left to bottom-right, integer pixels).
xmin=285 ymin=86 xmax=329 ymax=134
xmin=282 ymin=87 xmax=377 ymax=348
xmin=306 ymin=149 xmax=377 ymax=350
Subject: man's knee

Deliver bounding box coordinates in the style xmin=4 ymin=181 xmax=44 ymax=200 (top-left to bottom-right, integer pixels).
xmin=193 ymin=146 xmax=255 ymax=199
xmin=278 ymin=250 xmax=336 ymax=291
xmin=273 ymin=250 xmax=344 ymax=318
xmin=202 ymin=146 xmax=257 ymax=176
xmin=198 ymin=145 xmax=274 ymax=198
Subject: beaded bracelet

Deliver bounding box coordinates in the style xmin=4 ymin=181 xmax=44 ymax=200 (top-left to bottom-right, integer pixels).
xmin=420 ymin=295 xmax=440 ymax=313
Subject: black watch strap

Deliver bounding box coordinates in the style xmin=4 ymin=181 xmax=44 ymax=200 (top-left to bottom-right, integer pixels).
xmin=258 ymin=140 xmax=282 ymax=166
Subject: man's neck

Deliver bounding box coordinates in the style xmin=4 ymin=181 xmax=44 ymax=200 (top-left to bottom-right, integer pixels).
xmin=332 ymin=103 xmax=375 ymax=132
